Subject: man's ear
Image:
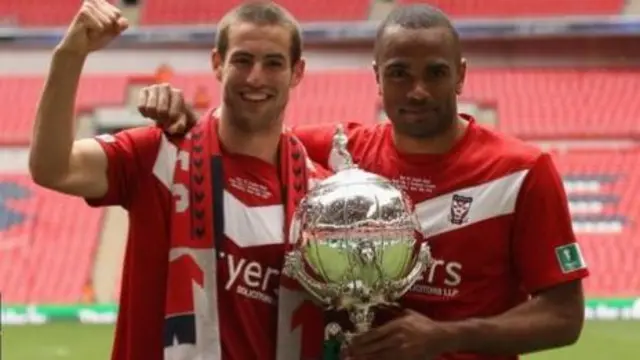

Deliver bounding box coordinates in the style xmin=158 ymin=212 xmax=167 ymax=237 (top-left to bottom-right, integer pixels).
xmin=290 ymin=57 xmax=306 ymax=88
xmin=211 ymin=48 xmax=224 ymax=82
xmin=456 ymin=57 xmax=467 ymax=95
xmin=373 ymin=60 xmax=382 ymax=96
xmin=373 ymin=60 xmax=380 ymax=84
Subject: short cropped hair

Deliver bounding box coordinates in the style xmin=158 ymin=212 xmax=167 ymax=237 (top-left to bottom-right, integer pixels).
xmin=215 ymin=1 xmax=302 ymax=66
xmin=374 ymin=4 xmax=461 ymax=59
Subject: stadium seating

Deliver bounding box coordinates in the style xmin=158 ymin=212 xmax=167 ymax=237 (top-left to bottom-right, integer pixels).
xmin=1 ymin=65 xmax=638 ymax=301
xmin=170 ymin=71 xmax=380 ymax=126
xmin=554 ymin=149 xmax=640 ymax=297
xmin=1 ymin=149 xmax=638 ymax=303
xmin=0 ymin=0 xmax=115 ymax=27
xmin=464 ymin=68 xmax=640 ymax=139
xmin=0 ymin=75 xmax=129 ymax=145
xmin=0 ymin=175 xmax=103 ymax=304
xmin=1 ymin=68 xmax=638 ymax=144
xmin=140 ymin=0 xmax=371 ymax=25
xmin=399 ymin=0 xmax=624 ymax=17
xmin=0 ymin=0 xmax=624 ymax=27
xmin=0 ymin=0 xmax=371 ymax=27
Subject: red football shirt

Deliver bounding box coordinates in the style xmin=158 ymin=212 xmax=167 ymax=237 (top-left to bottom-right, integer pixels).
xmin=293 ymin=117 xmax=589 ymax=360
xmin=86 ymin=126 xmax=170 ymax=360
xmin=87 ymin=125 xmax=329 ymax=360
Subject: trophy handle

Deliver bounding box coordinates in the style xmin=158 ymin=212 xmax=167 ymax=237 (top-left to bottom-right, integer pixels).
xmin=387 ymin=243 xmax=432 ymax=299
xmin=283 ymin=251 xmax=341 ymax=307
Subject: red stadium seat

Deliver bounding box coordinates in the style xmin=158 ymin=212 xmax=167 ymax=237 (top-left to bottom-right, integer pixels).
xmin=0 ymin=75 xmax=128 ymax=145
xmin=1 ymin=68 xmax=638 ymax=144
xmin=464 ymin=68 xmax=640 ymax=139
xmin=2 ymin=150 xmax=638 ymax=303
xmin=552 ymin=149 xmax=640 ymax=297
xmin=398 ymin=0 xmax=623 ymax=17
xmin=0 ymin=175 xmax=103 ymax=304
xmin=1 ymin=0 xmax=370 ymax=27
xmin=0 ymin=0 xmax=116 ymax=27
xmin=0 ymin=0 xmax=622 ymax=27
xmin=1 ymin=69 xmax=639 ymax=301
xmin=167 ymin=71 xmax=379 ymax=127
xmin=139 ymin=0 xmax=370 ymax=25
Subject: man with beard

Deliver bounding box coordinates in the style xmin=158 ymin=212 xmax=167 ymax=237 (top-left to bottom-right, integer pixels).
xmin=29 ymin=1 xmax=329 ymax=359
xmin=138 ymin=4 xmax=588 ymax=360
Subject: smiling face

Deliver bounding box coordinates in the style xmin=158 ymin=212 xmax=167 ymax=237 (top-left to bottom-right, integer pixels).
xmin=212 ymin=21 xmax=304 ymax=133
xmin=374 ymin=25 xmax=466 ymax=139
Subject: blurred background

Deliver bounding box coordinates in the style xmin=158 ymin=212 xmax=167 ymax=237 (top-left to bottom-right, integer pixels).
xmin=0 ymin=0 xmax=639 ymax=359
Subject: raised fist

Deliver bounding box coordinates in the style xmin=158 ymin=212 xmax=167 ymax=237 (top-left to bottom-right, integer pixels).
xmin=138 ymin=83 xmax=198 ymax=135
xmin=57 ymin=0 xmax=129 ymax=56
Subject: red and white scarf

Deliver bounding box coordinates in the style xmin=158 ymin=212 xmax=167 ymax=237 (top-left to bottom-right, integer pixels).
xmin=163 ymin=108 xmax=324 ymax=359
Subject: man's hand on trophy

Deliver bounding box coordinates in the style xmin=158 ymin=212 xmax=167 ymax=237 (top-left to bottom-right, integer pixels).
xmin=346 ymin=309 xmax=450 ymax=360
xmin=138 ymin=84 xmax=198 ymax=135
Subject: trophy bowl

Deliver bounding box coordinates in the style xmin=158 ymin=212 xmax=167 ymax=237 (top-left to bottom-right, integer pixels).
xmin=283 ymin=165 xmax=432 ymax=338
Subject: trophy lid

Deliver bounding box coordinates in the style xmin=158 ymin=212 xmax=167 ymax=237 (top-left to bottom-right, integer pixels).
xmin=298 ymin=169 xmax=415 ymax=234
xmin=293 ymin=124 xmax=417 ymax=231
xmin=316 ymin=166 xmax=393 ymax=191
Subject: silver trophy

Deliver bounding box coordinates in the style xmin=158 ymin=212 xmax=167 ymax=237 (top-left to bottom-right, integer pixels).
xmin=283 ymin=125 xmax=432 ymax=343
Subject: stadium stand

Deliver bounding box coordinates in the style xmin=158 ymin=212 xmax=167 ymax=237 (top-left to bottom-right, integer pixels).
xmin=2 ymin=0 xmax=640 ymax=358
xmin=0 ymin=175 xmax=103 ymax=303
xmin=0 ymin=0 xmax=371 ymax=26
xmin=140 ymin=0 xmax=372 ymax=24
xmin=0 ymin=0 xmax=637 ymax=308
xmin=464 ymin=68 xmax=640 ymax=139
xmin=398 ymin=0 xmax=625 ymax=17
xmin=1 ymin=68 xmax=638 ymax=145
xmin=0 ymin=0 xmax=626 ymax=27
xmin=1 ymin=147 xmax=638 ymax=302
xmin=0 ymin=75 xmax=129 ymax=145
xmin=554 ymin=149 xmax=640 ymax=297
xmin=1 ymin=67 xmax=639 ymax=302
xmin=0 ymin=0 xmax=116 ymax=27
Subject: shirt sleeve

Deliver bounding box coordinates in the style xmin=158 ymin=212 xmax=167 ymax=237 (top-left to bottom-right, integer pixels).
xmin=292 ymin=122 xmax=364 ymax=170
xmin=512 ymin=153 xmax=589 ymax=294
xmin=85 ymin=126 xmax=162 ymax=209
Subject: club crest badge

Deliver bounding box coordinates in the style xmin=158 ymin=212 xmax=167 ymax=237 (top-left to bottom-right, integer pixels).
xmin=449 ymin=194 xmax=473 ymax=225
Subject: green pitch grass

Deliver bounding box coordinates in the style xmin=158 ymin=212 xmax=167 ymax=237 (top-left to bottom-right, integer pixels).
xmin=2 ymin=321 xmax=638 ymax=359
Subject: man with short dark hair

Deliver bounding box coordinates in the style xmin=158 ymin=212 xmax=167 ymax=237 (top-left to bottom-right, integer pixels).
xmin=144 ymin=4 xmax=588 ymax=360
xmin=29 ymin=1 xmax=329 ymax=359
xmin=301 ymin=5 xmax=589 ymax=360
xmin=215 ymin=2 xmax=303 ymax=65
